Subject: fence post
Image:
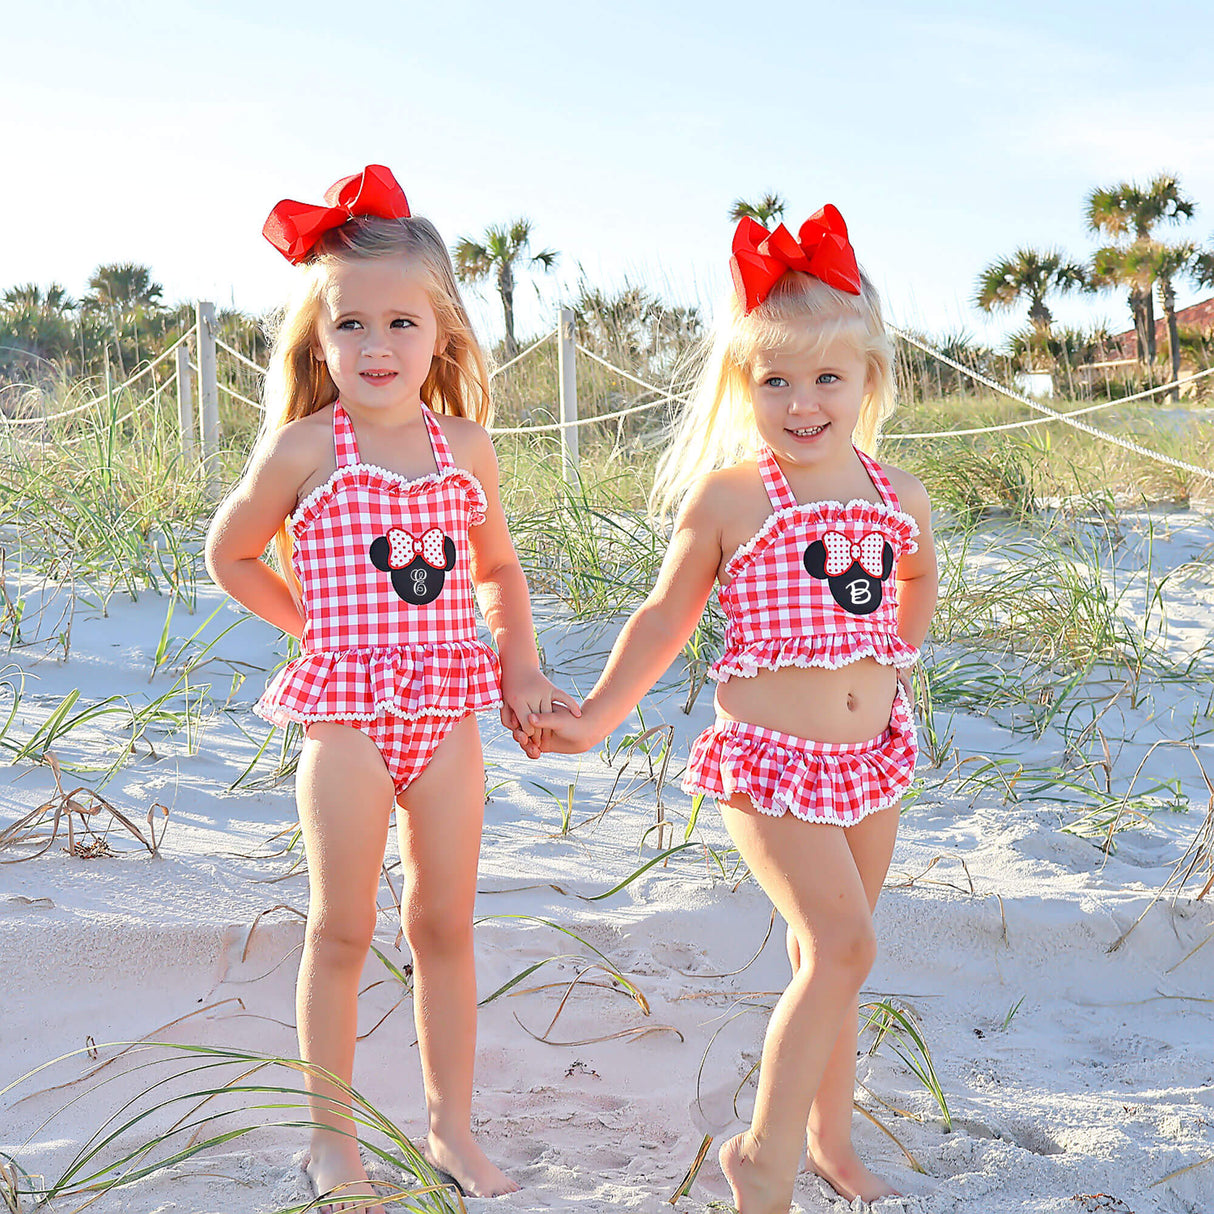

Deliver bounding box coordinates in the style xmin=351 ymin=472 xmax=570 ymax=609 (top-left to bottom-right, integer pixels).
xmin=195 ymin=301 xmax=220 ymax=490
xmin=557 ymin=306 xmax=578 ymax=481
xmin=175 ymin=341 xmax=196 ymax=461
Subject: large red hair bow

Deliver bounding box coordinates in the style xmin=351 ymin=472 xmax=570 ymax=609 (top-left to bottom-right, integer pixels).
xmin=730 ymin=205 xmax=861 ymax=313
xmin=263 ymin=165 xmax=411 ymax=264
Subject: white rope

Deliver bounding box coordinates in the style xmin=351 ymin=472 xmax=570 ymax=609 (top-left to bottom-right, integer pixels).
xmin=890 ymin=354 xmax=1214 ymax=439
xmin=575 ymin=345 xmax=693 ymax=404
xmin=216 ymin=338 xmax=267 ymax=375
xmin=488 ymin=329 xmax=556 ymax=379
xmin=0 ymin=333 xmax=190 ymax=426
xmin=52 ymin=366 xmax=179 ymax=448
xmin=489 ymin=395 xmax=674 ymax=435
xmin=218 ymin=381 xmax=264 ymax=410
xmin=887 ymin=326 xmax=1214 ymax=480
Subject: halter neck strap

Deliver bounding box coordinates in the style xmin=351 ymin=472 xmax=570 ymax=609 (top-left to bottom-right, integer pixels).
xmin=758 ymin=446 xmax=798 ymax=511
xmin=422 ymin=407 xmax=455 ymax=473
xmin=855 ymin=447 xmax=900 ymax=510
xmin=333 ymin=403 xmax=360 ymax=467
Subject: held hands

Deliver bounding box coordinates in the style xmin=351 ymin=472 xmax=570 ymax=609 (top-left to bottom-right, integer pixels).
xmin=517 ymin=702 xmax=605 ymax=755
xmin=499 ymin=667 xmax=582 ymax=760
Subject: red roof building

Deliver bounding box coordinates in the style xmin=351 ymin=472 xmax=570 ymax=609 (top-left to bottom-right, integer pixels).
xmin=1112 ymin=296 xmax=1214 ymax=359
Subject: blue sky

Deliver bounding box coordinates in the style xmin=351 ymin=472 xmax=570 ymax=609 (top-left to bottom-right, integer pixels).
xmin=5 ymin=0 xmax=1213 ymax=348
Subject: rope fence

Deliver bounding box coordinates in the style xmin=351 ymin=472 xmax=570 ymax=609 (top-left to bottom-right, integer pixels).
xmin=2 ymin=301 xmax=1212 ymax=483
xmin=887 ymin=326 xmax=1214 ymax=480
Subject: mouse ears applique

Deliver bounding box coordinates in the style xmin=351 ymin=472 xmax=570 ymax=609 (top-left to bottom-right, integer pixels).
xmin=803 ymin=529 xmax=894 ymax=616
xmin=369 ymin=526 xmax=456 ymax=606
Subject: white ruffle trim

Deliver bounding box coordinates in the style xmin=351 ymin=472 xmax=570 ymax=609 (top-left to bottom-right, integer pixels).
xmin=710 ymin=640 xmax=921 ymax=681
xmin=254 ymin=698 xmax=501 ymax=728
xmin=681 ymin=775 xmax=907 ymax=827
xmin=289 ymin=462 xmax=488 ymax=533
xmin=723 ymin=498 xmax=920 ymax=583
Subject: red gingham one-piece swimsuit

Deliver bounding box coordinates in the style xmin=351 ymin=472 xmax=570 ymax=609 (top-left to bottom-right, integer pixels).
xmin=683 ymin=444 xmax=920 ymax=826
xmin=255 ymin=402 xmax=501 ymax=792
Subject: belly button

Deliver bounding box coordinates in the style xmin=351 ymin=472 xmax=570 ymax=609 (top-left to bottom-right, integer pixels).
xmin=846 ymin=692 xmax=857 ymax=712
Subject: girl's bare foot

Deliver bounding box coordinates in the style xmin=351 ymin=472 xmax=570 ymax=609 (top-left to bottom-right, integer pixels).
xmin=303 ymin=1145 xmax=385 ymax=1214
xmin=719 ymin=1131 xmax=792 ymax=1214
xmin=805 ymin=1139 xmax=900 ymax=1202
xmin=423 ymin=1130 xmax=520 ymax=1198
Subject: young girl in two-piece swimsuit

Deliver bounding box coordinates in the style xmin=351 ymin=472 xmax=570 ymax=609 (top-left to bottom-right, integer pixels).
xmin=527 ymin=206 xmax=938 ymax=1213
xmin=206 ymin=166 xmax=577 ymax=1212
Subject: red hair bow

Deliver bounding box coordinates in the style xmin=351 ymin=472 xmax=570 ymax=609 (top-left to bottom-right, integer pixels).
xmin=263 ymin=165 xmax=411 ymax=264
xmin=387 ymin=526 xmax=447 ymax=570
xmin=730 ymin=205 xmax=861 ymax=312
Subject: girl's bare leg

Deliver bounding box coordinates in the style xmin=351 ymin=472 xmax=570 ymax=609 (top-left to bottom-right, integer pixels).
xmin=396 ymin=715 xmax=519 ymax=1197
xmin=717 ymin=797 xmax=880 ymax=1214
xmin=296 ymin=723 xmax=394 ymax=1213
xmin=786 ymin=803 xmax=901 ymax=1201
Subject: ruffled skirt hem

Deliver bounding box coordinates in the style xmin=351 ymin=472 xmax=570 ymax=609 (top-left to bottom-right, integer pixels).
xmin=254 ymin=641 xmax=501 ymax=728
xmin=682 ymin=686 xmax=917 ymax=826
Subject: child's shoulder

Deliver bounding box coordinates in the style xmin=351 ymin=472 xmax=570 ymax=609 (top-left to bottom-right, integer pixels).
xmin=258 ymin=406 xmax=334 ymax=468
xmin=430 ymin=409 xmax=493 ymax=465
xmin=877 ymin=460 xmax=931 ymax=513
xmin=681 ymin=462 xmax=768 ymax=522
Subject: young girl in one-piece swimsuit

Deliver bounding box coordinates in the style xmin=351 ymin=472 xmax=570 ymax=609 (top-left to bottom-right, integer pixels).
xmin=207 ymin=165 xmax=578 ymax=1211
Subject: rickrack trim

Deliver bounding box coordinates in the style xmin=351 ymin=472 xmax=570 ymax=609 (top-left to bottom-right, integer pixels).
xmin=289 ymin=463 xmax=488 ymax=535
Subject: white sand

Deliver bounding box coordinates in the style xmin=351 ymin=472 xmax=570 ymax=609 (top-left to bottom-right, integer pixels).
xmin=3 ymin=508 xmax=1213 ymax=1214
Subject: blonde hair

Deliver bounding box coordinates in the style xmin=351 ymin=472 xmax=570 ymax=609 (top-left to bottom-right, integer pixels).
xmin=649 ymin=268 xmax=895 ymax=518
xmin=259 ymin=215 xmax=491 ymax=584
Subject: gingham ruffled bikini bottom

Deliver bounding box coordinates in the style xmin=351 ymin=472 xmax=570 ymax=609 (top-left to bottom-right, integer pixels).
xmin=319 ymin=712 xmax=469 ymax=798
xmin=682 ymin=684 xmax=917 ymax=827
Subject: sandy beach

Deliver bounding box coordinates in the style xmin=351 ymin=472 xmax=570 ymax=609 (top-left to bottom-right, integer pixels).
xmin=3 ymin=503 xmax=1214 ymax=1214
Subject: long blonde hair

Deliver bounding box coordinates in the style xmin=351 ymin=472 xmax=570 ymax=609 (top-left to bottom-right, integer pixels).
xmin=650 ymin=268 xmax=895 ymax=518
xmin=260 ymin=215 xmax=491 ymax=583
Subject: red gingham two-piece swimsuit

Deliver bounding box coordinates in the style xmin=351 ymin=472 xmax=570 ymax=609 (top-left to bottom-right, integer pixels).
xmin=256 ymin=402 xmax=501 ymax=794
xmin=682 ymin=444 xmax=920 ymax=826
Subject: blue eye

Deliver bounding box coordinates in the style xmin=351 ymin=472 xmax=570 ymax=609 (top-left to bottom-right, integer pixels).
xmin=336 ymin=319 xmax=361 ymax=331
xmin=764 ymin=376 xmax=788 ymax=388
xmin=817 ymin=373 xmax=839 ymax=384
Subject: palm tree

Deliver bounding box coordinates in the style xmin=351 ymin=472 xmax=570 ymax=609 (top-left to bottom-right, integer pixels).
xmin=974 ymin=248 xmax=1087 ymax=344
xmin=3 ymin=282 xmax=76 ymax=313
xmin=1148 ymin=241 xmax=1199 ymax=398
xmin=1089 ymin=241 xmax=1157 ymax=364
xmin=84 ymin=262 xmax=166 ymax=374
xmin=729 ymin=193 xmax=786 ymax=227
xmin=453 ymin=221 xmax=557 ymax=357
xmin=1084 ymin=175 xmax=1196 ymax=364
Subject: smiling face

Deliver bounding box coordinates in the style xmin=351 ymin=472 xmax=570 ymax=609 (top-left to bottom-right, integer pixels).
xmin=312 ymin=255 xmax=442 ymax=415
xmin=747 ymin=330 xmax=872 ymax=467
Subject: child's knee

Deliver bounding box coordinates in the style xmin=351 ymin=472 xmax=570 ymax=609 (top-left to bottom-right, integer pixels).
xmin=306 ymin=908 xmax=377 ymax=968
xmin=403 ymin=902 xmax=473 ymax=958
xmin=816 ymin=917 xmax=877 ymax=983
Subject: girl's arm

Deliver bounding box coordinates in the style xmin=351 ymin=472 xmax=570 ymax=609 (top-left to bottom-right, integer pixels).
xmin=204 ymin=426 xmax=317 ymax=637
xmin=888 ymin=472 xmax=938 ymax=694
xmin=527 ymin=477 xmax=725 ymax=754
xmin=461 ymin=424 xmax=579 ymax=736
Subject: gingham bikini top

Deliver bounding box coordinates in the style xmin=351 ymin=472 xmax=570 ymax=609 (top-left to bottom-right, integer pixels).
xmin=709 ymin=445 xmax=920 ymax=681
xmin=254 ymin=402 xmax=500 ymax=725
